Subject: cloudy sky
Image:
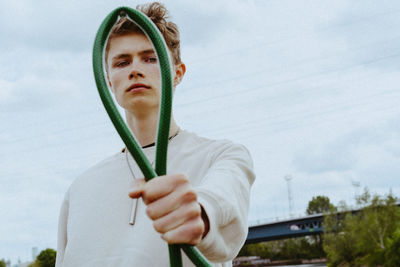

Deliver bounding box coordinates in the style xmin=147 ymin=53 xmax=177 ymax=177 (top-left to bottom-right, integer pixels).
xmin=1 ymin=0 xmax=400 ymax=263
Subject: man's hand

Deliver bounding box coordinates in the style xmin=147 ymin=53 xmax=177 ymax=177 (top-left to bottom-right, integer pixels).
xmin=129 ymin=174 xmax=209 ymax=245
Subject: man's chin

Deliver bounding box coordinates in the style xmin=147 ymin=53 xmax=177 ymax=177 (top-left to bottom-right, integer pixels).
xmin=123 ymin=99 xmax=159 ymax=113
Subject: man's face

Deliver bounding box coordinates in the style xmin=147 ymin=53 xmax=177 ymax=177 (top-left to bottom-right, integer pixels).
xmin=106 ymin=33 xmax=161 ymax=113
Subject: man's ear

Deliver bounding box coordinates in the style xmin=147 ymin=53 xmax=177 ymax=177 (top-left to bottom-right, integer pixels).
xmin=173 ymin=63 xmax=186 ymax=87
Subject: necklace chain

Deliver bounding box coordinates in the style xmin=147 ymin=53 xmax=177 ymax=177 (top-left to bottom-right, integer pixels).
xmin=125 ymin=129 xmax=180 ymax=225
xmin=125 ymin=149 xmax=154 ymax=180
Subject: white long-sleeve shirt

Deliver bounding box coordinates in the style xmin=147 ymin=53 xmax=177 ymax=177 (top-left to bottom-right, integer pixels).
xmin=56 ymin=129 xmax=255 ymax=267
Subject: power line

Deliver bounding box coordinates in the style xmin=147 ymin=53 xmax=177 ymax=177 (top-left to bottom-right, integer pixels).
xmin=200 ymin=90 xmax=399 ymax=138
xmin=2 ymin=50 xmax=399 ymax=150
xmin=2 ymin=7 xmax=399 ymax=135
xmin=176 ymin=45 xmax=400 ymax=122
xmin=235 ymin=104 xmax=400 ymax=142
xmin=187 ymin=66 xmax=400 ymax=136
xmin=2 ymin=7 xmax=399 ymax=165
xmin=180 ymin=34 xmax=400 ymax=94
xmin=176 ymin=52 xmax=400 ymax=108
xmin=186 ymin=8 xmax=400 ymax=66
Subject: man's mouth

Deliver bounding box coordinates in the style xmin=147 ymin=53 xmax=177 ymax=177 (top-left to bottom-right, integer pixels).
xmin=126 ymin=83 xmax=151 ymax=92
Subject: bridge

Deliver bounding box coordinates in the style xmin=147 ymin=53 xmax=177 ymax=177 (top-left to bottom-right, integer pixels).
xmin=246 ymin=213 xmax=323 ymax=243
xmin=246 ymin=203 xmax=400 ymax=244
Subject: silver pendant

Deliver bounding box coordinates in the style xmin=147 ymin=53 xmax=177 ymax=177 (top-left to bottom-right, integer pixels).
xmin=129 ymin=198 xmax=139 ymax=225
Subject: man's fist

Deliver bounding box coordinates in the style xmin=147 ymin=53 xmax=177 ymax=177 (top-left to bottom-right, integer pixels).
xmin=129 ymin=174 xmax=209 ymax=245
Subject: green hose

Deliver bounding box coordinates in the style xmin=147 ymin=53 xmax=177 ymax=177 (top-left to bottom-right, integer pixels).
xmin=92 ymin=6 xmax=212 ymax=267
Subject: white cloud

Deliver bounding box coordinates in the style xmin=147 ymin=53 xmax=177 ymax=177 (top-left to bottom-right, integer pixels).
xmin=290 ymin=116 xmax=400 ymax=204
xmin=1 ymin=0 xmax=400 ymax=263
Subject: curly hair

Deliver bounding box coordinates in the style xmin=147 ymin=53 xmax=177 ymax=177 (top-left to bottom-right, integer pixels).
xmin=105 ymin=2 xmax=181 ymax=65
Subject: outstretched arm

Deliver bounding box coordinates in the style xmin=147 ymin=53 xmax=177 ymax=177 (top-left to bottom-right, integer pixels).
xmin=195 ymin=143 xmax=255 ymax=262
xmin=129 ymin=143 xmax=255 ymax=262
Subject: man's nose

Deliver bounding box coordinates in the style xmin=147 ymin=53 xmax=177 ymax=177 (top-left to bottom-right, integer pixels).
xmin=129 ymin=70 xmax=144 ymax=79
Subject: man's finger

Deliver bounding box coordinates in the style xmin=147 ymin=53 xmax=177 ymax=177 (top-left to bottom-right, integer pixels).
xmin=128 ymin=178 xmax=146 ymax=198
xmin=161 ymin=217 xmax=204 ymax=245
xmin=153 ymin=202 xmax=201 ymax=234
xmin=143 ymin=174 xmax=188 ymax=203
xmin=146 ymin=184 xmax=196 ymax=219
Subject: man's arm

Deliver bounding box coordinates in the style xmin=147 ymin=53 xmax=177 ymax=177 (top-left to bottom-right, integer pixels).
xmin=129 ymin=142 xmax=255 ymax=262
xmin=195 ymin=143 xmax=255 ymax=262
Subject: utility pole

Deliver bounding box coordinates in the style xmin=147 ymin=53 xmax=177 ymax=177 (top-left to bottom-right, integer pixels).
xmin=284 ymin=175 xmax=294 ymax=218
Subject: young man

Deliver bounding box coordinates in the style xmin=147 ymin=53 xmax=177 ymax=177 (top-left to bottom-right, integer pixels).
xmin=56 ymin=2 xmax=255 ymax=267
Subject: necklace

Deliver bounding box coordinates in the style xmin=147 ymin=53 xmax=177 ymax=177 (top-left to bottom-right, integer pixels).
xmin=125 ymin=150 xmax=154 ymax=225
xmin=125 ymin=129 xmax=180 ymax=225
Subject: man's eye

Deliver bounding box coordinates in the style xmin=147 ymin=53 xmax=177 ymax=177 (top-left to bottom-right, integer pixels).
xmin=144 ymin=57 xmax=157 ymax=63
xmin=115 ymin=61 xmax=129 ymax=67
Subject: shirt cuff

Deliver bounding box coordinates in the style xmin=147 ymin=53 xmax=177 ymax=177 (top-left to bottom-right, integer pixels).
xmin=196 ymin=192 xmax=221 ymax=260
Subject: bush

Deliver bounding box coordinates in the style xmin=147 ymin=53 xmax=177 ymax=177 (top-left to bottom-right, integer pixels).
xmin=323 ymin=189 xmax=400 ymax=267
xmin=31 ymin=248 xmax=56 ymax=267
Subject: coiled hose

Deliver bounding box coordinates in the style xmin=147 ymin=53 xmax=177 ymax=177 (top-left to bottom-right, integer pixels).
xmin=92 ymin=6 xmax=212 ymax=267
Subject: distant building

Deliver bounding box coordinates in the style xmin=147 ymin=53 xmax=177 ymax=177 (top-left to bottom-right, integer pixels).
xmin=32 ymin=247 xmax=38 ymax=261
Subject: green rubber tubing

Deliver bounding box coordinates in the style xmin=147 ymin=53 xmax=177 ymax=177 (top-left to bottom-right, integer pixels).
xmin=92 ymin=6 xmax=212 ymax=267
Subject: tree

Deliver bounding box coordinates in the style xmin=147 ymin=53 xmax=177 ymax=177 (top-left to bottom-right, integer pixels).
xmin=323 ymin=189 xmax=400 ymax=267
xmin=0 ymin=259 xmax=6 ymax=267
xmin=238 ymin=242 xmax=272 ymax=259
xmin=306 ymin=195 xmax=337 ymax=215
xmin=28 ymin=262 xmax=40 ymax=267
xmin=323 ymin=211 xmax=360 ymax=266
xmin=385 ymin=227 xmax=400 ymax=266
xmin=305 ymin=195 xmax=337 ymax=259
xmin=31 ymin=248 xmax=56 ymax=267
xmin=238 ymin=237 xmax=322 ymax=261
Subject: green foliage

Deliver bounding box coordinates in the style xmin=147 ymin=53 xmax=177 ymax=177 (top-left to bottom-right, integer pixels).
xmin=28 ymin=262 xmax=40 ymax=267
xmin=306 ymin=195 xmax=336 ymax=258
xmin=0 ymin=259 xmax=6 ymax=267
xmin=238 ymin=195 xmax=338 ymax=261
xmin=324 ymin=213 xmax=360 ymax=266
xmin=34 ymin=248 xmax=56 ymax=267
xmin=238 ymin=236 xmax=325 ymax=261
xmin=238 ymin=242 xmax=272 ymax=259
xmin=384 ymin=227 xmax=400 ymax=267
xmin=323 ymin=188 xmax=400 ymax=267
xmin=307 ymin=195 xmax=337 ymax=215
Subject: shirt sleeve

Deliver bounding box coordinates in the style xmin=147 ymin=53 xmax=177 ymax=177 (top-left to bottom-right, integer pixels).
xmin=195 ymin=142 xmax=255 ymax=262
xmin=55 ymin=191 xmax=69 ymax=267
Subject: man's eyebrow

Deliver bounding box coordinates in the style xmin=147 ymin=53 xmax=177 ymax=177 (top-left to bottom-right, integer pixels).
xmin=139 ymin=49 xmax=156 ymax=55
xmin=111 ymin=49 xmax=156 ymax=61
xmin=112 ymin=54 xmax=131 ymax=61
